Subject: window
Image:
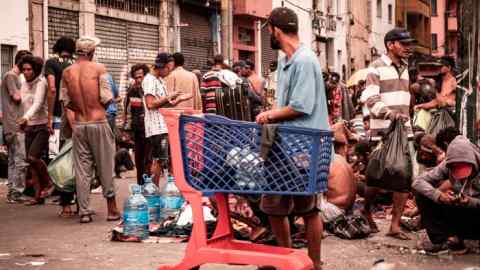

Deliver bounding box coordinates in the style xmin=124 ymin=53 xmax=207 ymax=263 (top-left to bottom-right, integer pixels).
xmin=431 ymin=0 xmax=437 ymax=16
xmin=432 ymin=33 xmax=438 ymax=51
xmin=388 ymin=4 xmax=393 ymax=24
xmin=1 ymin=45 xmax=15 ymax=77
xmin=376 ymin=0 xmax=382 ymax=18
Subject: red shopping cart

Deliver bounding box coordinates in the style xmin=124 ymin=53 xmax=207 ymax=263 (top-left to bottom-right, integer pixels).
xmin=158 ymin=109 xmax=332 ymax=270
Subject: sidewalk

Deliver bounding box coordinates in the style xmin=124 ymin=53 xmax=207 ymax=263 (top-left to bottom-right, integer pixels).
xmin=1 ymin=172 xmax=479 ymax=270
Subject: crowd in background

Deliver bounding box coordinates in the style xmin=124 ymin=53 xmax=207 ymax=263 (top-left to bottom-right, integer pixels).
xmin=1 ymin=9 xmax=479 ymax=268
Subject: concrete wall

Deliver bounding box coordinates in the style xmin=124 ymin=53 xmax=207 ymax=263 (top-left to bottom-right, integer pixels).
xmin=370 ymin=0 xmax=395 ymax=56
xmin=0 ymin=0 xmax=30 ymax=50
xmin=431 ymin=0 xmax=446 ymax=56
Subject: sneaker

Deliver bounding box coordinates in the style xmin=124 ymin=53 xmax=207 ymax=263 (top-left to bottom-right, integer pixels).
xmin=419 ymin=240 xmax=449 ymax=255
xmin=6 ymin=192 xmax=29 ymax=204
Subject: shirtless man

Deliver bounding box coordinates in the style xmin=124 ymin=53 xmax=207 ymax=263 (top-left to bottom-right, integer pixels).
xmin=415 ymin=57 xmax=457 ymax=111
xmin=60 ymin=36 xmax=120 ymax=223
xmin=320 ymin=154 xmax=357 ymax=223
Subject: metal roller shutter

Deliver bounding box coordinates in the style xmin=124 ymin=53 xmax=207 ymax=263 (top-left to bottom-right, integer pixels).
xmin=48 ymin=8 xmax=79 ymax=54
xmin=127 ymin=21 xmax=159 ymax=68
xmin=261 ymin=27 xmax=277 ymax=77
xmin=95 ymin=15 xmax=128 ymax=89
xmin=180 ymin=5 xmax=214 ymax=72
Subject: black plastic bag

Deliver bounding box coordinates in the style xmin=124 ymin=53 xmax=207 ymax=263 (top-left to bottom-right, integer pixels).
xmin=366 ymin=120 xmax=412 ymax=192
xmin=427 ymin=109 xmax=455 ymax=138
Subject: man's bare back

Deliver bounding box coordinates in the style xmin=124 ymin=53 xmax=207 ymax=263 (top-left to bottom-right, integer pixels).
xmin=62 ymin=60 xmax=110 ymax=122
xmin=327 ymin=155 xmax=357 ymax=210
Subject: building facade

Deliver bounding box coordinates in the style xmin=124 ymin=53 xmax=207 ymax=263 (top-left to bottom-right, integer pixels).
xmin=369 ymin=0 xmax=396 ymax=58
xmin=396 ymin=0 xmax=432 ymax=54
xmin=430 ymin=0 xmax=458 ymax=58
xmin=0 ymin=0 xmax=30 ymax=77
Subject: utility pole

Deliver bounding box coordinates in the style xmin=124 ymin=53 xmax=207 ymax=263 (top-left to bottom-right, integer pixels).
xmin=346 ymin=0 xmax=352 ymax=80
xmin=221 ymin=0 xmax=233 ymax=64
xmin=457 ymin=0 xmax=479 ymax=141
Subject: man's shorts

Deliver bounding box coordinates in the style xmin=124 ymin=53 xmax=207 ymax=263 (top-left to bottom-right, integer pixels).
xmin=149 ymin=134 xmax=169 ymax=162
xmin=260 ymin=194 xmax=321 ymax=216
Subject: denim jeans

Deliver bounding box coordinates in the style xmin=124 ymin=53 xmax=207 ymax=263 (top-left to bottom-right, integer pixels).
xmin=5 ymin=132 xmax=28 ymax=195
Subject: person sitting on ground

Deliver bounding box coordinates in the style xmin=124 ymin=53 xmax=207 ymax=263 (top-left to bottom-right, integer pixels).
xmin=60 ymin=36 xmax=120 ymax=223
xmin=435 ymin=126 xmax=461 ymax=152
xmin=412 ymin=135 xmax=480 ymax=254
xmin=18 ymin=55 xmax=54 ymax=206
xmin=415 ymin=133 xmax=446 ymax=168
xmin=320 ymin=154 xmax=357 ymax=224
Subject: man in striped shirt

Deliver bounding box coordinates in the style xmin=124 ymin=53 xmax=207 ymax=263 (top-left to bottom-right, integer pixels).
xmin=360 ymin=28 xmax=416 ymax=241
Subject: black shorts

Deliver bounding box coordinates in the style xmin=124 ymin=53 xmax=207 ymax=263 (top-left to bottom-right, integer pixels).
xmin=149 ymin=134 xmax=169 ymax=161
xmin=25 ymin=124 xmax=49 ymax=159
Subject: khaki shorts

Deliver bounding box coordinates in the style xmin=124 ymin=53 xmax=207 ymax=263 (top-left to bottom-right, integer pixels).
xmin=260 ymin=194 xmax=321 ymax=216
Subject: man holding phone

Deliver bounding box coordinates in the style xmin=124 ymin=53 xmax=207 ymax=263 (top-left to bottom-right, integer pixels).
xmin=412 ymin=135 xmax=480 ymax=254
xmin=143 ymin=53 xmax=191 ymax=186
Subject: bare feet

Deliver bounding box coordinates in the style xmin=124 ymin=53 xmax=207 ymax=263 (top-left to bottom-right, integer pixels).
xmin=386 ymin=230 xmax=411 ymax=240
xmin=362 ymin=211 xmax=380 ymax=233
xmin=107 ymin=197 xmax=121 ymax=221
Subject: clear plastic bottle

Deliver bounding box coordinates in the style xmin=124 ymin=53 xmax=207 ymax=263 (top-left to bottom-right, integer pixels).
xmin=142 ymin=174 xmax=161 ymax=224
xmin=160 ymin=176 xmax=185 ymax=219
xmin=123 ymin=184 xmax=149 ymax=240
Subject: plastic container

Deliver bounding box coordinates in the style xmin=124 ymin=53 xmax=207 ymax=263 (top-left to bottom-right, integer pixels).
xmin=160 ymin=176 xmax=185 ymax=219
xmin=142 ymin=174 xmax=161 ymax=224
xmin=123 ymin=184 xmax=149 ymax=240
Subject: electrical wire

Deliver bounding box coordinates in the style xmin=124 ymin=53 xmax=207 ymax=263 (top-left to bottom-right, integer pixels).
xmin=282 ymin=0 xmax=312 ymax=14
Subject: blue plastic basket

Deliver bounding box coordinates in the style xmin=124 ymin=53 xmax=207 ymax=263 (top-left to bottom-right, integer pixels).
xmin=179 ymin=114 xmax=333 ymax=196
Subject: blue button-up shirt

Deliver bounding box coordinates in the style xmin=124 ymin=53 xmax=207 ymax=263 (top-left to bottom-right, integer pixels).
xmin=276 ymin=44 xmax=330 ymax=131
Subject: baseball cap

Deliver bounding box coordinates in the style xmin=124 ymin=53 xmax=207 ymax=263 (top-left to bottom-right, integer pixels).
xmin=76 ymin=36 xmax=100 ymax=56
xmin=155 ymin=52 xmax=171 ymax=68
xmin=263 ymin=7 xmax=298 ymax=32
xmin=384 ymin=28 xmax=417 ymax=44
xmin=450 ymin=162 xmax=473 ymax=180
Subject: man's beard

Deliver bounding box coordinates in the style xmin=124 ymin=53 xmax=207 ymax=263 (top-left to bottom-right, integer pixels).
xmin=270 ymin=35 xmax=281 ymax=50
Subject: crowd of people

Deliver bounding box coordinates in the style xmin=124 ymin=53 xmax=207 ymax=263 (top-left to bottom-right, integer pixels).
xmin=1 ymin=6 xmax=480 ymax=270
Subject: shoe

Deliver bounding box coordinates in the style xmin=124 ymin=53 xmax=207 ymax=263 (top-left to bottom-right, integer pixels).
xmin=447 ymin=237 xmax=468 ymax=255
xmin=6 ymin=193 xmax=29 ymax=204
xmin=420 ymin=240 xmax=448 ymax=255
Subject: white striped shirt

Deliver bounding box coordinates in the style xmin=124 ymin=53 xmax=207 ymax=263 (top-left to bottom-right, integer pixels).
xmin=142 ymin=73 xmax=168 ymax=138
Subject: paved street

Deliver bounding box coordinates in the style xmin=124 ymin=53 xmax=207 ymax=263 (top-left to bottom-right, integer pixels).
xmin=0 ymin=171 xmax=479 ymax=270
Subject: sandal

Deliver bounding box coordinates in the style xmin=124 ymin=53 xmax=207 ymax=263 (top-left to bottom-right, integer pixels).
xmin=58 ymin=211 xmax=76 ymax=218
xmin=386 ymin=231 xmax=411 ymax=241
xmin=107 ymin=213 xmax=121 ymax=222
xmin=80 ymin=215 xmax=93 ymax=223
xmin=39 ymin=186 xmax=55 ymax=199
xmin=24 ymin=198 xmax=45 ymax=206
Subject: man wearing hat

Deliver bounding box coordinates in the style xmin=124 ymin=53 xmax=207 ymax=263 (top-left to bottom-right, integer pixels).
xmin=60 ymin=36 xmax=120 ymax=223
xmin=256 ymin=7 xmax=330 ymax=270
xmin=413 ymin=135 xmax=480 ymax=254
xmin=142 ymin=53 xmax=190 ymax=186
xmin=360 ymin=28 xmax=416 ymax=240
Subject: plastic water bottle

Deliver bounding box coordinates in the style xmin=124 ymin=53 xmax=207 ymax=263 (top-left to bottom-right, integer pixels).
xmin=142 ymin=175 xmax=161 ymax=224
xmin=123 ymin=184 xmax=149 ymax=240
xmin=160 ymin=176 xmax=185 ymax=219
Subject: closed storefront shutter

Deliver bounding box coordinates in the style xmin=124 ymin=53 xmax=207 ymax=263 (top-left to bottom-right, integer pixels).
xmin=180 ymin=5 xmax=214 ymax=72
xmin=261 ymin=27 xmax=277 ymax=77
xmin=127 ymin=21 xmax=159 ymax=68
xmin=48 ymin=8 xmax=79 ymax=54
xmin=95 ymin=15 xmax=128 ymax=90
